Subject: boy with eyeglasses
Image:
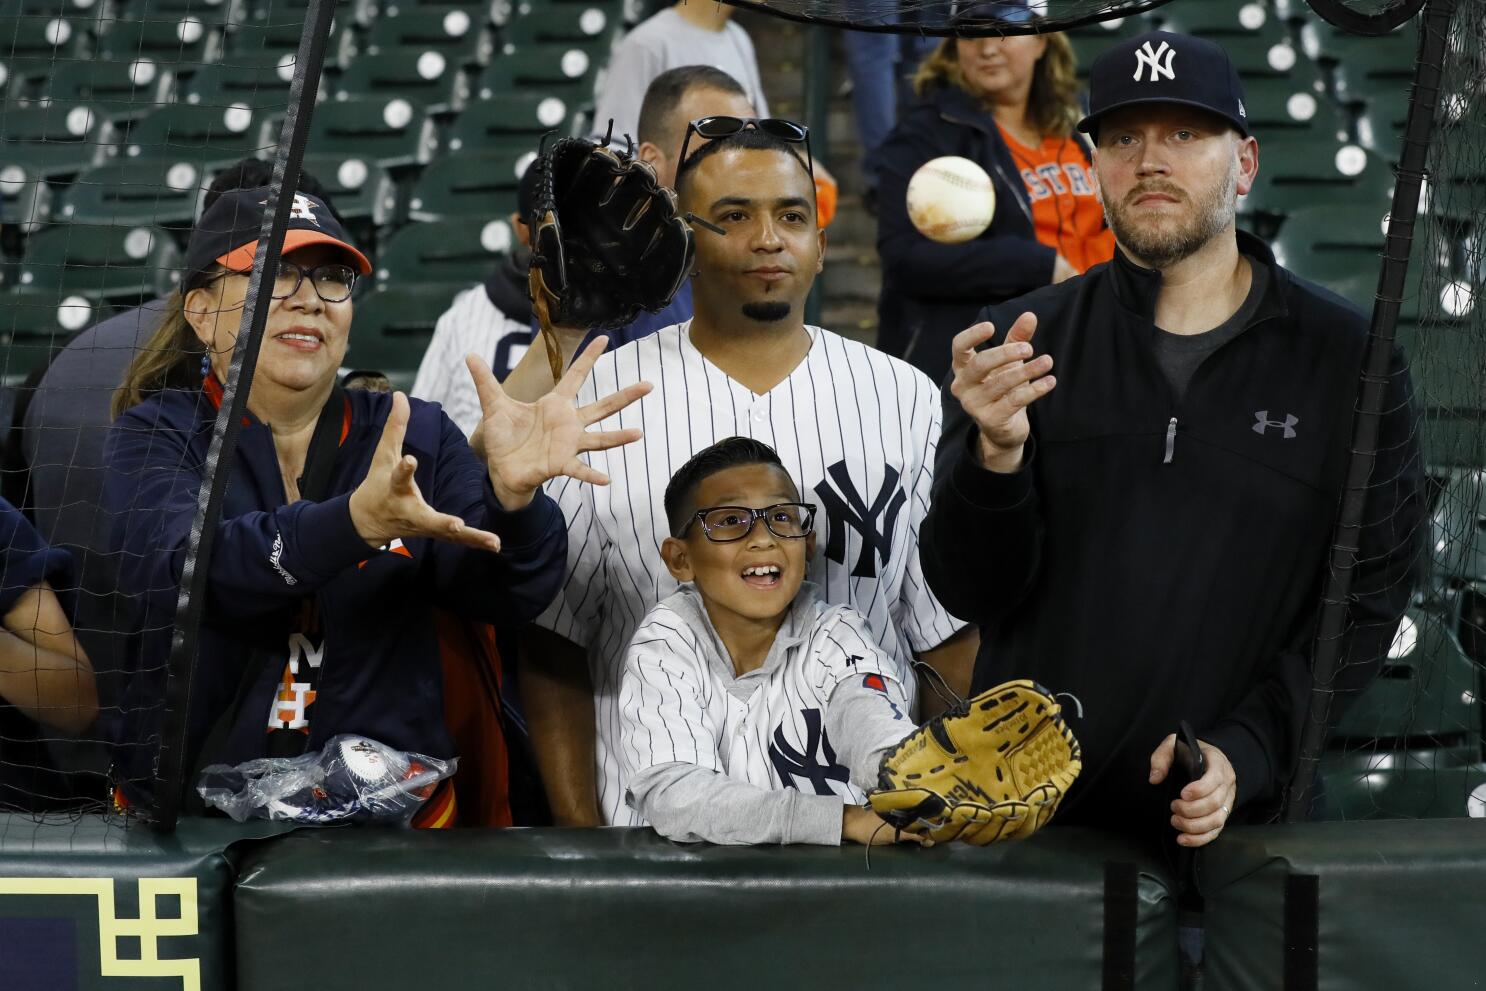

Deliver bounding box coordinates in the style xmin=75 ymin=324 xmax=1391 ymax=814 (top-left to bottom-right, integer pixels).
xmin=619 ymin=437 xmax=927 ymax=846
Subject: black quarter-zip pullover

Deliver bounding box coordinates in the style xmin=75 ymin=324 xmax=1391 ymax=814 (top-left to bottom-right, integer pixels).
xmin=921 ymin=231 xmax=1425 ymax=834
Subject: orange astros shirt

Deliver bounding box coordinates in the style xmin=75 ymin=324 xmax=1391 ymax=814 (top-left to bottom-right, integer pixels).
xmin=998 ymin=126 xmax=1116 ymax=275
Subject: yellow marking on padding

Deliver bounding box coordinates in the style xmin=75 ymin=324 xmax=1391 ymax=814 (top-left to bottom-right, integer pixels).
xmin=0 ymin=876 xmax=201 ymax=991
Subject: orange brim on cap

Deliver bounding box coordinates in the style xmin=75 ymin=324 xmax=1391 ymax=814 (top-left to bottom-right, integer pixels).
xmin=217 ymin=229 xmax=373 ymax=275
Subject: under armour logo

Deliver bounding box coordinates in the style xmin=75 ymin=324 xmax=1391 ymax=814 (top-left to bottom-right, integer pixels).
xmin=768 ymin=708 xmax=850 ymax=796
xmin=1133 ymin=40 xmax=1177 ymax=83
xmin=1253 ymin=411 xmax=1299 ymax=439
xmin=813 ymin=461 xmax=907 ymax=579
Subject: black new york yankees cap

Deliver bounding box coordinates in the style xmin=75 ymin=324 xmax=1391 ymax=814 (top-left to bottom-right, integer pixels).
xmin=1077 ymin=31 xmax=1249 ymax=139
xmin=183 ymin=186 xmax=372 ymax=282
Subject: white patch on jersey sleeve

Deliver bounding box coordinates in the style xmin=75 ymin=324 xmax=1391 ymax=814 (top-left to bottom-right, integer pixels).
xmin=808 ymin=604 xmax=913 ymax=704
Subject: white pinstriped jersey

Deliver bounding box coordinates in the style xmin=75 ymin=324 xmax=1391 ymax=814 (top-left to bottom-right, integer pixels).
xmin=620 ymin=585 xmax=912 ymax=809
xmin=411 ymin=284 xmax=533 ymax=436
xmin=537 ymin=320 xmax=966 ymax=825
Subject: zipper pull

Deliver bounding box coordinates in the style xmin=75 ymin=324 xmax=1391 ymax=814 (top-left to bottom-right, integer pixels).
xmin=1163 ymin=417 xmax=1178 ymax=464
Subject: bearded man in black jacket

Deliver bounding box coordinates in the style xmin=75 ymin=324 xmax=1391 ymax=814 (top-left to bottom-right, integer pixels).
xmin=921 ymin=31 xmax=1426 ymax=847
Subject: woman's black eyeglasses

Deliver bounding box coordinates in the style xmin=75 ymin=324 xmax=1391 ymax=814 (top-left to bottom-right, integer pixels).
xmin=677 ymin=116 xmax=814 ymax=178
xmin=209 ymin=261 xmax=358 ymax=303
xmin=681 ymin=503 xmax=817 ymax=543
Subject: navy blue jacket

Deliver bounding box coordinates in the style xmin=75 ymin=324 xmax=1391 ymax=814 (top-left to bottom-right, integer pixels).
xmin=102 ymin=384 xmax=566 ymax=804
xmin=921 ymin=233 xmax=1425 ymax=834
xmin=876 ymin=85 xmax=1086 ymax=381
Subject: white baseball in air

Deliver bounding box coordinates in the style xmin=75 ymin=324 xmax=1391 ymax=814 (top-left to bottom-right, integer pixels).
xmin=907 ymin=156 xmax=996 ymax=245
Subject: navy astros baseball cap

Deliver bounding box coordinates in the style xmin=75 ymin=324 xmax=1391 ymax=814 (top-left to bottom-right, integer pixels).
xmin=183 ymin=186 xmax=372 ymax=281
xmin=1076 ymin=31 xmax=1249 ymax=138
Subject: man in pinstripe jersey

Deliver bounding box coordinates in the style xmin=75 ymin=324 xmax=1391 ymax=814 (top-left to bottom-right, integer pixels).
xmin=521 ymin=127 xmax=978 ymax=827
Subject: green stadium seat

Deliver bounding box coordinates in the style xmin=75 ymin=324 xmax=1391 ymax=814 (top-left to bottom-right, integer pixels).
xmin=94 ymin=15 xmax=223 ymax=66
xmin=55 ymin=158 xmax=205 ymax=227
xmin=303 ymin=95 xmax=435 ymax=170
xmin=501 ymin=3 xmax=619 ymax=48
xmin=0 ymin=14 xmax=91 ymax=96
xmin=406 ymin=149 xmax=531 ymax=222
xmin=16 ymin=223 xmax=182 ymax=302
xmin=112 ymin=0 xmax=253 ymax=21
xmin=332 ymin=48 xmax=469 ymax=114
xmin=1304 ymin=23 xmax=1418 ymax=98
xmin=122 ymin=101 xmax=275 ymax=169
xmin=1425 ymin=469 xmax=1486 ymax=583
xmin=1354 ymin=86 xmax=1415 ymax=164
xmin=1397 ymin=320 xmax=1486 ymax=417
xmin=1065 ymin=16 xmax=1147 ymax=76
xmin=0 ymin=103 xmax=113 ymax=178
xmin=222 ymin=20 xmax=355 ymax=66
xmin=361 ymin=7 xmax=495 ymax=66
xmin=1241 ymin=139 xmax=1393 ymax=221
xmin=0 ymin=290 xmax=96 ymax=385
xmin=374 ymin=216 xmax=515 ymax=288
xmin=246 ymin=0 xmax=371 ymax=27
xmin=20 ymin=57 xmax=172 ymax=123
xmin=298 ymin=152 xmax=400 ymax=239
xmin=0 ymin=164 xmax=53 ymax=232
xmin=176 ymin=54 xmax=306 ymax=110
xmin=1269 ymin=204 xmax=1390 ymax=307
xmin=475 ymin=46 xmax=596 ymax=104
xmin=1332 ymin=601 xmax=1482 ymax=745
xmin=1151 ymin=1 xmax=1278 ymax=38
xmin=1242 ymin=77 xmax=1348 ymax=141
xmin=446 ymin=93 xmax=575 ymax=153
xmin=344 ymin=284 xmax=452 ymax=388
xmin=368 ymin=0 xmax=496 ymax=18
xmin=1315 ymin=748 xmax=1486 ymax=821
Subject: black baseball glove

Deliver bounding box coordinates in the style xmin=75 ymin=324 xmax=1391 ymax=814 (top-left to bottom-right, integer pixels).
xmin=526 ymin=135 xmax=695 ymax=377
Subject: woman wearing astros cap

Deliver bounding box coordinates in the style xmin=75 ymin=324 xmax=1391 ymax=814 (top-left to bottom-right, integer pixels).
xmin=104 ymin=184 xmax=648 ymax=824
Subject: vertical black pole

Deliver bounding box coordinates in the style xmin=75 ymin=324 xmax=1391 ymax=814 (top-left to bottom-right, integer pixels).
xmin=1282 ymin=0 xmax=1457 ymax=821
xmin=149 ymin=0 xmax=340 ymax=831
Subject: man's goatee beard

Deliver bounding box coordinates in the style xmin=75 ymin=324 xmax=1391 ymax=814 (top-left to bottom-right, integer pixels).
xmin=741 ymin=300 xmax=792 ymax=322
xmin=1106 ymin=160 xmax=1238 ymax=269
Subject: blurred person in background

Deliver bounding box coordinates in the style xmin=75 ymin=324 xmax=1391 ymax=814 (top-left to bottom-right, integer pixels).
xmin=876 ymin=2 xmax=1112 ymax=381
xmin=594 ymin=0 xmax=769 ymax=143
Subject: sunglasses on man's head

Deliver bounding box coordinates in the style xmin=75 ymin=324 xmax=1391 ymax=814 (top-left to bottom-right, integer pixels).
xmin=677 ymin=116 xmax=814 ymax=179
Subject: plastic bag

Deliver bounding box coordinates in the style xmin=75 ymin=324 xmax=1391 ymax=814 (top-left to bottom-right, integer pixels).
xmin=197 ymin=734 xmax=457 ymax=825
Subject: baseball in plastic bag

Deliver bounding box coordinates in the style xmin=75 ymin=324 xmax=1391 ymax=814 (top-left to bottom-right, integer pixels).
xmin=197 ymin=734 xmax=456 ymax=825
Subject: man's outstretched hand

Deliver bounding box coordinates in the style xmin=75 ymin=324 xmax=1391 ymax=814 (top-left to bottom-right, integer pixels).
xmin=466 ymin=335 xmax=652 ymax=510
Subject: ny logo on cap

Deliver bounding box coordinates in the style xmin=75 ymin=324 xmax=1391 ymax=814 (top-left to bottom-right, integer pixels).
xmin=1133 ymin=40 xmax=1177 ymax=83
xmin=1253 ymin=411 xmax=1299 ymax=439
xmin=289 ymin=193 xmax=321 ymax=226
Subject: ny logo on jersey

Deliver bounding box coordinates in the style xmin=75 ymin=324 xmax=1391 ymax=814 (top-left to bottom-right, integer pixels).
xmin=269 ymin=632 xmax=324 ymax=731
xmin=1132 ymin=40 xmax=1177 ymax=82
xmin=768 ymin=708 xmax=850 ymax=796
xmin=813 ymin=461 xmax=908 ymax=578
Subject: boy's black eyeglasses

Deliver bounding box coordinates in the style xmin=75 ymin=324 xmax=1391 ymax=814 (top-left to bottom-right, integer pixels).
xmin=682 ymin=503 xmax=817 ymax=543
xmin=677 ymin=116 xmax=814 ymax=178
